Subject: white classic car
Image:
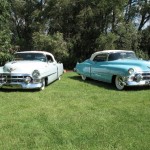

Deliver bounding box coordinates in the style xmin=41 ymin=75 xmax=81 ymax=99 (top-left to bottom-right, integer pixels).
xmin=0 ymin=51 xmax=64 ymax=90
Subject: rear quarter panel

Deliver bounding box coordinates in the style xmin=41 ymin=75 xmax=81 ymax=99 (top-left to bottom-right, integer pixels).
xmin=57 ymin=63 xmax=64 ymax=77
xmin=76 ymin=60 xmax=91 ymax=77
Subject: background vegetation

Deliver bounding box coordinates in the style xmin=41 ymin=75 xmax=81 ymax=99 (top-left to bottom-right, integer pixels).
xmin=0 ymin=0 xmax=150 ymax=68
xmin=0 ymin=72 xmax=150 ymax=149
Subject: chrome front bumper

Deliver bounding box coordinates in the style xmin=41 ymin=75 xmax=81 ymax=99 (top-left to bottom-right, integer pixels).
xmin=126 ymin=80 xmax=150 ymax=86
xmin=125 ymin=72 xmax=150 ymax=86
xmin=0 ymin=73 xmax=42 ymax=89
xmin=0 ymin=82 xmax=43 ymax=89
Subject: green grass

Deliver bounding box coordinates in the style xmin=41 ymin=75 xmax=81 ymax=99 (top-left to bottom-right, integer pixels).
xmin=0 ymin=72 xmax=150 ymax=150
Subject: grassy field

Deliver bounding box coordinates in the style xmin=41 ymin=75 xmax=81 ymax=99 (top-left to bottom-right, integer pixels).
xmin=0 ymin=72 xmax=150 ymax=150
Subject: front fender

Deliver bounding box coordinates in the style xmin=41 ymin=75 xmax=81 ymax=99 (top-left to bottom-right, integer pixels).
xmin=105 ymin=66 xmax=130 ymax=77
xmin=0 ymin=67 xmax=4 ymax=73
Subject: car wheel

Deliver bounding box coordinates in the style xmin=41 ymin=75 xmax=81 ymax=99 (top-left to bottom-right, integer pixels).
xmin=115 ymin=75 xmax=125 ymax=90
xmin=40 ymin=78 xmax=45 ymax=90
xmin=81 ymin=75 xmax=86 ymax=80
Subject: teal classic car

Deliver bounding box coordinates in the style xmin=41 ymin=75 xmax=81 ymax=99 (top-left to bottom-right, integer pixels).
xmin=0 ymin=51 xmax=63 ymax=90
xmin=75 ymin=50 xmax=150 ymax=90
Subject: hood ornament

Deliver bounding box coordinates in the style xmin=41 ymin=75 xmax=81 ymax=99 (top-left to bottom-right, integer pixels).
xmin=7 ymin=68 xmax=16 ymax=72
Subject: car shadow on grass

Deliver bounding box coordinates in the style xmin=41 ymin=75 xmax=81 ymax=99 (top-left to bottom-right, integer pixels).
xmin=0 ymin=88 xmax=40 ymax=93
xmin=69 ymin=75 xmax=116 ymax=90
xmin=70 ymin=75 xmax=150 ymax=91
xmin=125 ymin=86 xmax=150 ymax=91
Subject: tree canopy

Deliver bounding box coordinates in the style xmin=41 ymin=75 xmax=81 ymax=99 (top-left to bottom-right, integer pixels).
xmin=0 ymin=0 xmax=150 ymax=68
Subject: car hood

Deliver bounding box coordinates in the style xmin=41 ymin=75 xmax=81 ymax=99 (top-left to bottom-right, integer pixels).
xmin=107 ymin=59 xmax=150 ymax=72
xmin=2 ymin=61 xmax=47 ymax=74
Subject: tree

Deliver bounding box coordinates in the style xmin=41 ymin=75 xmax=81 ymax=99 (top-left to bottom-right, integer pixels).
xmin=125 ymin=0 xmax=150 ymax=30
xmin=32 ymin=32 xmax=68 ymax=61
xmin=10 ymin=0 xmax=47 ymax=50
xmin=1 ymin=0 xmax=148 ymax=67
xmin=0 ymin=0 xmax=13 ymax=65
xmin=140 ymin=26 xmax=150 ymax=56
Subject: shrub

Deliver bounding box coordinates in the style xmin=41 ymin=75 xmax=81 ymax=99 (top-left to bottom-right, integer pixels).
xmin=0 ymin=52 xmax=13 ymax=66
xmin=32 ymin=32 xmax=69 ymax=62
xmin=135 ymin=49 xmax=149 ymax=60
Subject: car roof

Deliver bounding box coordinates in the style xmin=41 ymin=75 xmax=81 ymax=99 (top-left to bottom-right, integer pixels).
xmin=90 ymin=50 xmax=134 ymax=60
xmin=16 ymin=51 xmax=52 ymax=55
xmin=15 ymin=51 xmax=56 ymax=61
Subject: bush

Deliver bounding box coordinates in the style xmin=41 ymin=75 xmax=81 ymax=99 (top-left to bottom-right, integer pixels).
xmin=32 ymin=32 xmax=69 ymax=62
xmin=0 ymin=52 xmax=13 ymax=66
xmin=0 ymin=30 xmax=13 ymax=66
xmin=135 ymin=49 xmax=149 ymax=60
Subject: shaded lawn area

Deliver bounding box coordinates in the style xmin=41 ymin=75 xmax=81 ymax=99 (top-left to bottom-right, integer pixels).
xmin=0 ymin=72 xmax=150 ymax=150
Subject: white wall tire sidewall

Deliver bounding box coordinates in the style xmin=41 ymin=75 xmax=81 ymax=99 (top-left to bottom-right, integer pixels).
xmin=115 ymin=76 xmax=125 ymax=90
xmin=40 ymin=78 xmax=45 ymax=90
xmin=81 ymin=75 xmax=86 ymax=81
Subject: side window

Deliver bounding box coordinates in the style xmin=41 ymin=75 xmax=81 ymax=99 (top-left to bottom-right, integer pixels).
xmin=46 ymin=55 xmax=53 ymax=62
xmin=93 ymin=54 xmax=108 ymax=62
xmin=34 ymin=53 xmax=46 ymax=62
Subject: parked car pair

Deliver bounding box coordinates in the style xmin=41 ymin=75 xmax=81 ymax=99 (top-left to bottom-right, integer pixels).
xmin=0 ymin=50 xmax=150 ymax=90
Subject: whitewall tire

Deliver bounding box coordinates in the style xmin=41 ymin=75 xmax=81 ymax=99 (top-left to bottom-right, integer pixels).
xmin=40 ymin=78 xmax=45 ymax=90
xmin=115 ymin=75 xmax=125 ymax=90
xmin=81 ymin=75 xmax=86 ymax=81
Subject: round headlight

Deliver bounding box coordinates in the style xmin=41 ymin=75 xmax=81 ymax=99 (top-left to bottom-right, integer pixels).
xmin=24 ymin=76 xmax=32 ymax=84
xmin=128 ymin=68 xmax=134 ymax=75
xmin=32 ymin=70 xmax=40 ymax=78
xmin=135 ymin=74 xmax=143 ymax=82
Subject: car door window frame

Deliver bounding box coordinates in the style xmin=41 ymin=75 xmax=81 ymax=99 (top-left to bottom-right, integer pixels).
xmin=93 ymin=54 xmax=108 ymax=62
xmin=46 ymin=54 xmax=54 ymax=63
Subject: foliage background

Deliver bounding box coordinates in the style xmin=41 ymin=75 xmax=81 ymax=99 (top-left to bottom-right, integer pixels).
xmin=0 ymin=0 xmax=150 ymax=68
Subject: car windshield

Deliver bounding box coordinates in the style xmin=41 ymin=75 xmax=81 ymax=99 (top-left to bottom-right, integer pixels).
xmin=108 ymin=52 xmax=138 ymax=61
xmin=14 ymin=53 xmax=47 ymax=62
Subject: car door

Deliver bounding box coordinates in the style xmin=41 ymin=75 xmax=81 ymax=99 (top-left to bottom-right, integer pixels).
xmin=46 ymin=54 xmax=58 ymax=83
xmin=91 ymin=53 xmax=110 ymax=82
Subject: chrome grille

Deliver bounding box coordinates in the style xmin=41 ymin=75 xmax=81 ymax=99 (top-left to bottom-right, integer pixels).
xmin=141 ymin=73 xmax=150 ymax=80
xmin=0 ymin=74 xmax=29 ymax=83
xmin=134 ymin=72 xmax=150 ymax=80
